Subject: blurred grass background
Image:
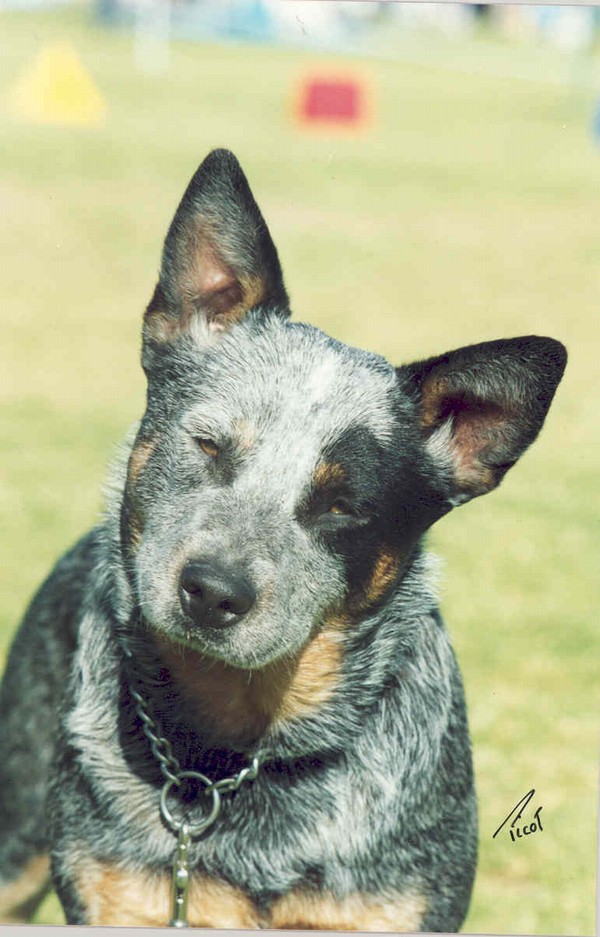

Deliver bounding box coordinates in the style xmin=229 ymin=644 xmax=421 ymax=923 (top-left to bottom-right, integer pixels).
xmin=0 ymin=5 xmax=598 ymax=933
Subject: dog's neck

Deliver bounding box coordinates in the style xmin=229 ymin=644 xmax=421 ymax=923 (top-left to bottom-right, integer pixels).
xmin=121 ymin=618 xmax=347 ymax=760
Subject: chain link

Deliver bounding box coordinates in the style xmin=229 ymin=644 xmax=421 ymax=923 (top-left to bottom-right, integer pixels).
xmin=120 ymin=630 xmax=267 ymax=927
xmin=122 ymin=635 xmax=264 ymax=834
xmin=204 ymin=758 xmax=260 ymax=796
xmin=129 ymin=683 xmax=182 ymax=786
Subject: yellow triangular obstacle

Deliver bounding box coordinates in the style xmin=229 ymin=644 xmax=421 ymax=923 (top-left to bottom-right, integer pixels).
xmin=8 ymin=42 xmax=107 ymax=126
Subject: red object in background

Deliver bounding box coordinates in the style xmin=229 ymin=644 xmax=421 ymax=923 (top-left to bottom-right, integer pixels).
xmin=299 ymin=77 xmax=364 ymax=126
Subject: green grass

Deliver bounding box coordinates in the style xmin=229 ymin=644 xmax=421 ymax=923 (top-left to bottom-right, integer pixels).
xmin=1 ymin=7 xmax=598 ymax=934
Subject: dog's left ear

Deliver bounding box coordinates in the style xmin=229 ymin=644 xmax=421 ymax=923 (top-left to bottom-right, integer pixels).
xmin=397 ymin=336 xmax=567 ymax=505
xmin=143 ymin=149 xmax=288 ymax=366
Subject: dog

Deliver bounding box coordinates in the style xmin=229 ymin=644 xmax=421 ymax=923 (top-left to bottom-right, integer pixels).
xmin=0 ymin=149 xmax=566 ymax=931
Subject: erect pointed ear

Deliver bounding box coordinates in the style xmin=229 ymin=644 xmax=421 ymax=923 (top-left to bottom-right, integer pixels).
xmin=397 ymin=336 xmax=567 ymax=505
xmin=143 ymin=149 xmax=289 ymax=364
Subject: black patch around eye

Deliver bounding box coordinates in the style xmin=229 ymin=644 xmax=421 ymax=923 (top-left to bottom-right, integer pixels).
xmin=316 ymin=425 xmax=385 ymax=513
xmin=301 ymin=477 xmax=362 ymax=528
xmin=299 ymin=427 xmax=385 ymax=536
xmin=304 ymin=424 xmax=419 ymax=581
xmin=326 ymin=499 xmax=354 ymax=517
xmin=326 ymin=426 xmax=383 ymax=481
xmin=315 ymin=507 xmax=365 ymax=534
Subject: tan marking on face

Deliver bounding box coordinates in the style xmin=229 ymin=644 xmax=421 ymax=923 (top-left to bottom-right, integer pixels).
xmin=155 ymin=618 xmax=345 ymax=749
xmin=234 ymin=418 xmax=256 ymax=451
xmin=364 ymin=548 xmax=403 ymax=605
xmin=128 ymin=437 xmax=156 ymax=487
xmin=76 ymin=862 xmax=261 ymax=927
xmin=270 ymin=888 xmax=426 ymax=932
xmin=313 ymin=462 xmax=346 ymax=488
xmin=267 ymin=621 xmax=345 ymax=724
xmin=123 ymin=436 xmax=156 ymax=554
xmin=0 ymin=855 xmax=50 ymax=923
xmin=126 ymin=505 xmax=145 ymax=553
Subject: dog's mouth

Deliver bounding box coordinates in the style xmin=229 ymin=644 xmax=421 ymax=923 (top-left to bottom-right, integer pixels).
xmin=165 ymin=603 xmax=296 ymax=671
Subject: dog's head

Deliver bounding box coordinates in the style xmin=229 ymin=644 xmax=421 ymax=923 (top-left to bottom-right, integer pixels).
xmin=122 ymin=149 xmax=566 ymax=670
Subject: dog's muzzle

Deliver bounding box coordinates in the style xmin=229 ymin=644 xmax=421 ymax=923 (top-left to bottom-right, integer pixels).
xmin=179 ymin=560 xmax=256 ymax=629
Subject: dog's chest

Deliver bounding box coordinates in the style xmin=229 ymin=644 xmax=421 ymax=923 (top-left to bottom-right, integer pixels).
xmin=76 ymin=855 xmax=426 ymax=930
xmin=70 ymin=713 xmax=414 ymax=921
xmin=69 ymin=758 xmax=427 ymax=930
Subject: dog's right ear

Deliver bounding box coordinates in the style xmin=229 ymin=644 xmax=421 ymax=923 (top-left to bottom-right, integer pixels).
xmin=142 ymin=149 xmax=289 ymax=368
xmin=398 ymin=336 xmax=567 ymax=508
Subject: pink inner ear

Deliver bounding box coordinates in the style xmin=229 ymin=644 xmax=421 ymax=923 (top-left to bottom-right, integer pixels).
xmin=193 ymin=244 xmax=243 ymax=317
xmin=423 ymin=377 xmax=512 ymax=495
xmin=450 ymin=401 xmax=509 ymax=491
xmin=202 ymin=263 xmax=234 ymax=294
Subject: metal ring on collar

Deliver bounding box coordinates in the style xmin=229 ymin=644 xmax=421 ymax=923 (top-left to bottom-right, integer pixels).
xmin=160 ymin=771 xmax=221 ymax=837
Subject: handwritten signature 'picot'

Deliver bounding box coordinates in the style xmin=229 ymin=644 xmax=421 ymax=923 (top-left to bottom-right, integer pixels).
xmin=493 ymin=789 xmax=543 ymax=842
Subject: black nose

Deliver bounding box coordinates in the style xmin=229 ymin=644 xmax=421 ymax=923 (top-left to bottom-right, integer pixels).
xmin=179 ymin=561 xmax=255 ymax=629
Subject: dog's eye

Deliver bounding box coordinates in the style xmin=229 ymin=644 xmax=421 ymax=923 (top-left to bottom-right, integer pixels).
xmin=310 ymin=497 xmax=364 ymax=532
xmin=197 ymin=437 xmax=219 ymax=458
xmin=327 ymin=500 xmax=353 ymax=517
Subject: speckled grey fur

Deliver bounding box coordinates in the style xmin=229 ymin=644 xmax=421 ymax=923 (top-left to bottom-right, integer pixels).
xmin=0 ymin=150 xmax=566 ymax=931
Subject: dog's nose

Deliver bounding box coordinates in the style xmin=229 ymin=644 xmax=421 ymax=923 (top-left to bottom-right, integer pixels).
xmin=179 ymin=561 xmax=255 ymax=629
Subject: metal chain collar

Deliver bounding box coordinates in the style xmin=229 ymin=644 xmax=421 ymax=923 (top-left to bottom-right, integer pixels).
xmin=121 ymin=638 xmax=263 ymax=926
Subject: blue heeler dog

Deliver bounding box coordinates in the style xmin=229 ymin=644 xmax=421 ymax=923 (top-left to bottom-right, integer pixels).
xmin=0 ymin=150 xmax=566 ymax=930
